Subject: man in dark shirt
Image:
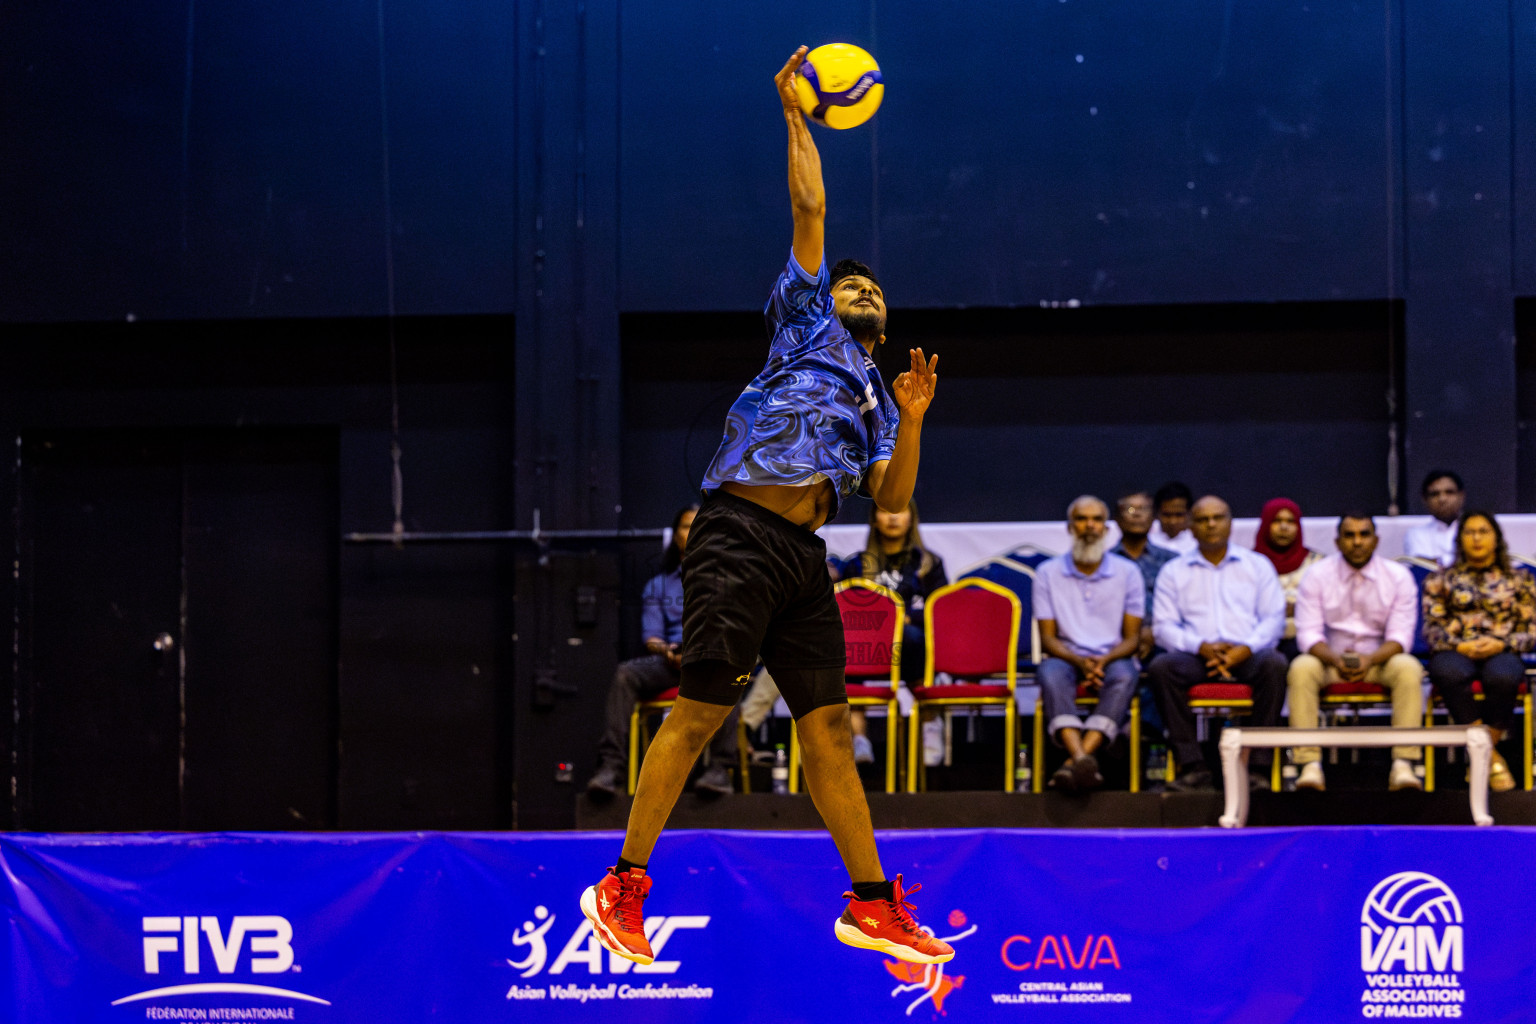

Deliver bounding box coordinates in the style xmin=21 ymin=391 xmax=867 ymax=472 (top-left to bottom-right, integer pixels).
xmin=1111 ymin=490 xmax=1178 ymax=661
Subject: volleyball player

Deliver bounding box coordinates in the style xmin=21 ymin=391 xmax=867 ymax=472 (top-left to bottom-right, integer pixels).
xmin=580 ymin=46 xmax=952 ymax=967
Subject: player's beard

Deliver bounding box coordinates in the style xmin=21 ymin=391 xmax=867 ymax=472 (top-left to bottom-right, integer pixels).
xmin=1071 ymin=534 xmax=1108 ymax=564
xmin=839 ymin=307 xmax=885 ymax=342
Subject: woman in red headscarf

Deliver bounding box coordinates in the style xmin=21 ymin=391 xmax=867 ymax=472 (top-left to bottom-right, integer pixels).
xmin=1254 ymin=498 xmax=1325 ymax=659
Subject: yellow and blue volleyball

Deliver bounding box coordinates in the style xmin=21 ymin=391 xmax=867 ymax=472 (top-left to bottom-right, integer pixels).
xmin=793 ymin=43 xmax=884 ymax=129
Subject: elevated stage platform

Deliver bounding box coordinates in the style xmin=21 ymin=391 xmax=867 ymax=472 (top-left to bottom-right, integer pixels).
xmin=578 ymin=788 xmax=1536 ymax=831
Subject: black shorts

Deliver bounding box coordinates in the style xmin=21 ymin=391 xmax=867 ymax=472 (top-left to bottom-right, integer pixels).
xmin=679 ymin=490 xmax=846 ymax=714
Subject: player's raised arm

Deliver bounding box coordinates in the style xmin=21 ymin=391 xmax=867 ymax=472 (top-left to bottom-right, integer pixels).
xmin=775 ymin=46 xmax=825 ymax=276
xmin=868 ymin=348 xmax=939 ymax=514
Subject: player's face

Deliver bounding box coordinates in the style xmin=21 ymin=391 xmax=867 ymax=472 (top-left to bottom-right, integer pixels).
xmin=833 ymin=275 xmax=886 ymax=337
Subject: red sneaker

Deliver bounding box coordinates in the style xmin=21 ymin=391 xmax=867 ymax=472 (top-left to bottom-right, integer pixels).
xmin=581 ymin=867 xmax=654 ymax=965
xmin=835 ymin=875 xmax=954 ymax=964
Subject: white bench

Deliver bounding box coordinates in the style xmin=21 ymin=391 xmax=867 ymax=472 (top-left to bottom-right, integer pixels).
xmin=1217 ymin=725 xmax=1494 ymax=828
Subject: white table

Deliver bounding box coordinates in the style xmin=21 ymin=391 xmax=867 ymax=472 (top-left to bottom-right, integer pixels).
xmin=1217 ymin=725 xmax=1494 ymax=828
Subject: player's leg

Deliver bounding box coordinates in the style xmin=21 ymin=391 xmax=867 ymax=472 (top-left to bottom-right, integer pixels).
xmin=621 ymin=671 xmax=741 ymax=864
xmin=584 ymin=494 xmax=775 ymax=965
xmin=792 ymin=693 xmax=882 ymax=880
xmin=779 ymin=670 xmax=954 ymax=965
xmin=583 ymin=665 xmax=741 ymax=966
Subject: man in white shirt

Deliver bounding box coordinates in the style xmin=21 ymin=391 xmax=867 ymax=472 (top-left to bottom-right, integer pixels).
xmin=1148 ymin=495 xmax=1287 ymax=791
xmin=1288 ymin=514 xmax=1424 ymax=791
xmin=1149 ymin=480 xmax=1198 ymax=554
xmin=1401 ymin=470 xmax=1464 ymax=567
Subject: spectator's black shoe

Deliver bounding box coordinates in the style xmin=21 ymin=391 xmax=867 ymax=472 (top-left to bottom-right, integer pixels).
xmin=1050 ymin=762 xmax=1078 ymax=792
xmin=585 ymin=762 xmax=623 ymax=799
xmin=693 ymin=764 xmax=733 ymax=796
xmin=1247 ymin=770 xmax=1272 ymax=792
xmin=1071 ymin=754 xmax=1104 ymax=791
xmin=1167 ymin=767 xmax=1214 ymax=792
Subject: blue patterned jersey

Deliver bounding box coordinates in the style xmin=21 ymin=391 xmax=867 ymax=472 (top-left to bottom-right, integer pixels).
xmin=700 ymin=253 xmax=900 ymax=514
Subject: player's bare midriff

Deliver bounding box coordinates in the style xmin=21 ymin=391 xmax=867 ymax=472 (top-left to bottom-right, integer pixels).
xmin=720 ymin=479 xmax=837 ymax=532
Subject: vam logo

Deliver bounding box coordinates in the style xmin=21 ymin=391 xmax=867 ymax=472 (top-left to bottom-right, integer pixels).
xmin=1360 ymin=872 xmax=1464 ymax=973
xmin=111 ymin=916 xmax=330 ymax=1007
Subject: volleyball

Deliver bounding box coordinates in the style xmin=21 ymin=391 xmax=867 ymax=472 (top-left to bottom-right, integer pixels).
xmin=794 ymin=43 xmax=884 ymax=129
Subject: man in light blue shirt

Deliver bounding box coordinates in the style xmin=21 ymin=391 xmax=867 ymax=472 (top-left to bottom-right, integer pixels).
xmin=1148 ymin=495 xmax=1287 ymax=791
xmin=1034 ymin=496 xmax=1145 ymax=791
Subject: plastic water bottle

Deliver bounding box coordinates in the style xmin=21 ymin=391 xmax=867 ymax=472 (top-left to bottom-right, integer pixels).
xmin=1014 ymin=747 xmax=1032 ymax=793
xmin=1145 ymin=744 xmax=1167 ymax=787
xmin=772 ymin=744 xmax=790 ymax=795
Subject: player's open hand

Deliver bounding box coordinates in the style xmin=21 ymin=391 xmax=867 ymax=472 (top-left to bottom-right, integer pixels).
xmin=775 ymin=46 xmax=809 ymax=116
xmin=892 ymin=347 xmax=938 ymax=419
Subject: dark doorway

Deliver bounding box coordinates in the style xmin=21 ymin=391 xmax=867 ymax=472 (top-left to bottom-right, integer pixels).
xmin=14 ymin=428 xmax=338 ymax=831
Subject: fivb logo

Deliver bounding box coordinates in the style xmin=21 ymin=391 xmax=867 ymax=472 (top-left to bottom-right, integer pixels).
xmin=110 ymin=916 xmax=331 ymax=1008
xmin=1360 ymin=872 xmax=1464 ymax=973
xmin=143 ymin=916 xmax=295 ymax=974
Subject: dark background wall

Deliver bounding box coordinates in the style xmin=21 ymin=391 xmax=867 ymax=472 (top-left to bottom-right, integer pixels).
xmin=1 ymin=0 xmax=1531 ymax=829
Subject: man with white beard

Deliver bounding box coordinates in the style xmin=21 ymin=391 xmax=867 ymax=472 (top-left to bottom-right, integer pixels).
xmin=1031 ymin=496 xmax=1146 ymax=791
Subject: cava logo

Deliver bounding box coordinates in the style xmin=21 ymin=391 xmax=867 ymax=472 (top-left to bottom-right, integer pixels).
xmin=112 ymin=916 xmax=330 ymax=1007
xmin=1360 ymin=873 xmax=1463 ymax=973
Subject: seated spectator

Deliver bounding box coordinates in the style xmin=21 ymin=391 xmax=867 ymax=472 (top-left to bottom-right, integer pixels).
xmin=1422 ymin=511 xmax=1536 ymax=792
xmin=1034 ymin=496 xmax=1144 ymax=791
xmin=1148 ymin=495 xmax=1287 ymax=791
xmin=1149 ymin=480 xmax=1197 ymax=554
xmin=1403 ymin=470 xmax=1465 ymax=568
xmin=1287 ymin=514 xmax=1424 ymax=791
xmin=585 ymin=506 xmax=739 ymax=797
xmin=1253 ymin=497 xmax=1325 ymax=659
xmin=830 ymin=498 xmax=947 ymax=764
xmin=1111 ymin=489 xmax=1178 ymax=661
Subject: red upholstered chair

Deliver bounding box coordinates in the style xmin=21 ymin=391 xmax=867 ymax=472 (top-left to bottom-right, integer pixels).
xmin=907 ymin=578 xmax=1021 ymax=792
xmin=788 ymin=579 xmax=904 ymax=793
xmin=1166 ymin=681 xmax=1280 ymax=790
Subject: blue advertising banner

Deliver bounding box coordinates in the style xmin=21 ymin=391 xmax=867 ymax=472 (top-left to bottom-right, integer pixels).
xmin=3 ymin=827 xmax=1530 ymax=1022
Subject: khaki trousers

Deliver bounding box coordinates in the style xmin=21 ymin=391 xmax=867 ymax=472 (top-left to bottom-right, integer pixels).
xmin=1286 ymin=652 xmax=1424 ymax=763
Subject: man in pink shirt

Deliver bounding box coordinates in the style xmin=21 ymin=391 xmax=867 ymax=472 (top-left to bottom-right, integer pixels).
xmin=1287 ymin=513 xmax=1424 ymax=791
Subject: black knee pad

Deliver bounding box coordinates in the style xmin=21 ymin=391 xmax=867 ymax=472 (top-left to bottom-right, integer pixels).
xmin=767 ymin=665 xmax=848 ymax=720
xmin=678 ymin=659 xmax=753 ymax=707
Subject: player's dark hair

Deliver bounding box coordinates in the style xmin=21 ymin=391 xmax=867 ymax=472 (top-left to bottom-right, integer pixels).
xmin=830 ymin=258 xmax=880 ymax=292
xmin=1420 ymin=469 xmax=1463 ymax=496
xmin=1153 ymin=481 xmax=1193 ymax=510
xmin=662 ymin=504 xmax=700 ymax=573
